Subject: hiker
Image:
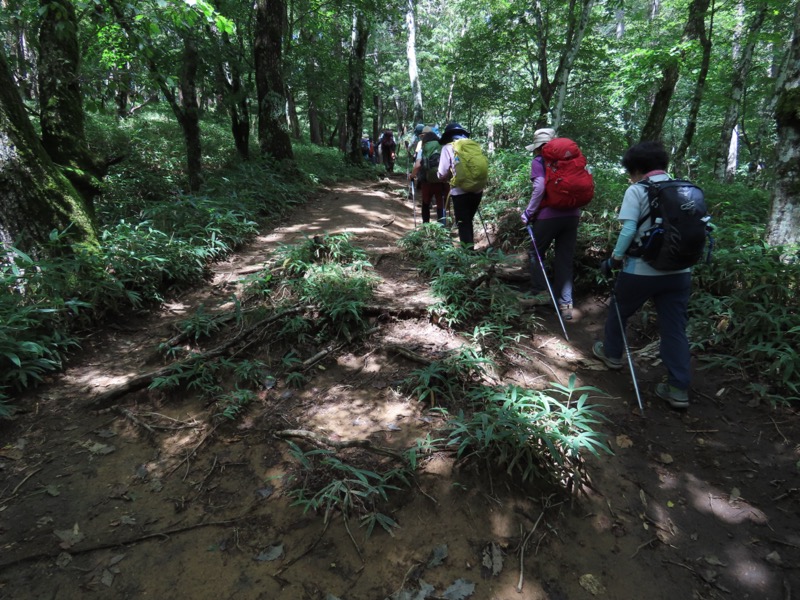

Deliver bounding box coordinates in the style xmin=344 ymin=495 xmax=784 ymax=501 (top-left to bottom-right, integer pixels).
xmin=406 ymin=123 xmax=425 ymax=161
xmin=408 ymin=126 xmax=448 ymax=224
xmin=520 ymin=128 xmax=583 ymax=321
xmin=437 ymin=123 xmax=488 ymax=245
xmin=593 ymin=141 xmax=697 ymax=410
xmin=377 ymin=129 xmax=397 ymax=173
xmin=361 ymin=133 xmax=374 ymax=164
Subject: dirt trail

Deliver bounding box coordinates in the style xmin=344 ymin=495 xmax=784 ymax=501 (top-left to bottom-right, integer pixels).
xmin=0 ymin=176 xmax=798 ymax=600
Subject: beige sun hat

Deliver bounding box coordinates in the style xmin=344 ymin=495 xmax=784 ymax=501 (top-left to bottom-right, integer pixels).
xmin=525 ymin=128 xmax=556 ymax=151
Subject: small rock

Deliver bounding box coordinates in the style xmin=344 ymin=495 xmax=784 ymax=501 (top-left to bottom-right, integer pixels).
xmin=579 ymin=574 xmax=606 ymax=596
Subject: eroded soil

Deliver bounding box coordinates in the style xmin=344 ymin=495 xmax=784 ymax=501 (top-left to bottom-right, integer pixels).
xmin=1 ymin=176 xmax=798 ymax=600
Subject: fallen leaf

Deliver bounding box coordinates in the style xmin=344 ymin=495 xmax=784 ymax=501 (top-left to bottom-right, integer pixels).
xmin=728 ymin=487 xmax=741 ymax=505
xmin=255 ymin=486 xmax=274 ymax=500
xmin=96 ymin=429 xmax=117 ymax=439
xmin=639 ymin=489 xmax=648 ymax=508
xmin=579 ymin=574 xmax=606 ymax=596
xmin=86 ymin=442 xmax=116 ymax=456
xmin=45 ymin=484 xmax=60 ymax=497
xmin=120 ymin=515 xmax=136 ymax=526
xmin=54 ymin=523 xmax=85 ymax=549
xmin=765 ymin=551 xmax=782 ymax=566
xmin=703 ymin=555 xmax=727 ymax=567
xmin=254 ymin=543 xmax=284 ymax=562
xmin=100 ymin=569 xmax=115 ymax=587
xmin=658 ymin=453 xmax=674 ymax=465
xmin=428 ymin=544 xmax=448 ymax=568
xmin=615 ymin=434 xmax=633 ymax=449
xmin=442 ymin=578 xmax=475 ymax=599
xmin=666 ymin=500 xmax=675 ymax=508
xmin=55 ymin=552 xmax=72 ymax=568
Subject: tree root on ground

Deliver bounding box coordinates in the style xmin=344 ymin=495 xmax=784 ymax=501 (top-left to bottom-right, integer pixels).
xmin=275 ymin=429 xmax=404 ymax=461
xmin=86 ymin=305 xmax=308 ymax=411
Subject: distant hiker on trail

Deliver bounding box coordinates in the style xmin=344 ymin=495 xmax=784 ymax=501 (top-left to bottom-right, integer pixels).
xmin=361 ymin=133 xmax=375 ymax=164
xmin=406 ymin=123 xmax=425 ymax=161
xmin=593 ymin=141 xmax=709 ymax=410
xmin=409 ymin=126 xmax=448 ymax=224
xmin=377 ymin=129 xmax=397 ymax=173
xmin=520 ymin=128 xmax=593 ymax=321
xmin=438 ymin=123 xmax=489 ymax=245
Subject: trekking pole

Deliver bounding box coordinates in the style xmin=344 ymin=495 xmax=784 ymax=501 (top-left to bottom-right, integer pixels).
xmin=444 ymin=192 xmax=452 ymax=229
xmin=608 ymin=282 xmax=645 ymax=417
xmin=526 ymin=225 xmax=569 ymax=341
xmin=477 ymin=207 xmax=493 ymax=248
xmin=411 ymin=179 xmax=417 ymax=227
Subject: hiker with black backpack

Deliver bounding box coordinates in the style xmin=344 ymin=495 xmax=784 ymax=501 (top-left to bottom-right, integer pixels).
xmin=437 ymin=123 xmax=489 ymax=245
xmin=593 ymin=141 xmax=711 ymax=410
xmin=408 ymin=126 xmax=448 ymax=224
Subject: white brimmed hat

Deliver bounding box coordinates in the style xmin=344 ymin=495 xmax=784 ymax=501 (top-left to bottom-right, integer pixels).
xmin=525 ymin=128 xmax=556 ymax=151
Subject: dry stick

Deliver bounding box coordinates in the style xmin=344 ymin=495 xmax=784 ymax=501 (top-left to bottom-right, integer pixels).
xmin=274 ymin=519 xmax=331 ymax=577
xmin=769 ymin=416 xmax=790 ymax=444
xmin=86 ymin=305 xmax=307 ymax=411
xmin=342 ymin=515 xmax=363 ymax=563
xmin=118 ymin=407 xmax=155 ymax=434
xmin=0 ymin=517 xmax=246 ymax=571
xmin=167 ymin=424 xmax=219 ymax=480
xmin=385 ymin=344 xmax=433 ymax=365
xmin=10 ymin=467 xmax=43 ymax=497
xmin=517 ymin=510 xmax=545 ymax=593
xmin=630 ymin=537 xmax=659 ymax=559
xmin=275 ymin=429 xmax=404 ymax=461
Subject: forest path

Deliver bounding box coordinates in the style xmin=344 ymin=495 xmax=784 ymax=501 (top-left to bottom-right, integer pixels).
xmin=0 ymin=175 xmax=798 ymax=600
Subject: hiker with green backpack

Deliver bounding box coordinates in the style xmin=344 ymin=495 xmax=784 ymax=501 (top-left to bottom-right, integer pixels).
xmin=408 ymin=126 xmax=448 ymax=224
xmin=437 ymin=123 xmax=489 ymax=245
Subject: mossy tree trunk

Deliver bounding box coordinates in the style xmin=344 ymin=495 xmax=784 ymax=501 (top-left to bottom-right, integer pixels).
xmin=38 ymin=0 xmax=104 ymax=207
xmin=254 ymin=0 xmax=294 ymax=160
xmin=0 ymin=48 xmax=97 ymax=254
xmin=766 ymin=2 xmax=800 ymax=247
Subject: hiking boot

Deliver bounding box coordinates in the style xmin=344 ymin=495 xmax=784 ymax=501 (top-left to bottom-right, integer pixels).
xmin=656 ymin=383 xmax=689 ymax=409
xmin=559 ymin=302 xmax=573 ymax=320
xmin=592 ymin=342 xmax=623 ymax=370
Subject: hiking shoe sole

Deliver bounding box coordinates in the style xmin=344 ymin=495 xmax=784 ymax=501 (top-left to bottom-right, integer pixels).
xmin=593 ymin=342 xmax=623 ymax=370
xmin=559 ymin=303 xmax=573 ymax=321
xmin=656 ymin=383 xmax=689 ymax=409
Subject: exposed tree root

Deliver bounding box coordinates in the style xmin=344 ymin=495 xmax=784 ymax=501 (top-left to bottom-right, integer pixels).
xmin=0 ymin=517 xmax=248 ymax=571
xmin=275 ymin=429 xmax=404 ymax=461
xmin=86 ymin=305 xmax=308 ymax=411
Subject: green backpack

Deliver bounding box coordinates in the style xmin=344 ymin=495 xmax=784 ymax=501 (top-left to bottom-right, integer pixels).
xmin=450 ymin=138 xmax=488 ymax=192
xmin=421 ymin=140 xmax=442 ymax=183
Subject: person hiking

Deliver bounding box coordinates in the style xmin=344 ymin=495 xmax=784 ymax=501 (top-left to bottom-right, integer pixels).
xmin=377 ymin=129 xmax=397 ymax=173
xmin=406 ymin=123 xmax=425 ymax=162
xmin=593 ymin=140 xmax=696 ymax=410
xmin=437 ymin=123 xmax=488 ymax=245
xmin=361 ymin=132 xmax=375 ymax=164
xmin=409 ymin=126 xmax=448 ymax=224
xmin=520 ymin=128 xmax=583 ymax=321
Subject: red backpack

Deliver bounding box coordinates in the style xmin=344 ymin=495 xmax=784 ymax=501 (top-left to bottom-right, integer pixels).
xmin=540 ymin=138 xmax=594 ymax=209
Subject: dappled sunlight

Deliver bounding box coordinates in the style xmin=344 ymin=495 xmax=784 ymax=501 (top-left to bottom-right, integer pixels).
xmin=725 ymin=544 xmax=775 ymax=595
xmin=684 ymin=472 xmax=768 ymax=525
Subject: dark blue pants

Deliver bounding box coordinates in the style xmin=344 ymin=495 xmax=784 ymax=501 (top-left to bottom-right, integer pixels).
xmin=451 ymin=192 xmax=483 ymax=245
xmin=603 ymin=271 xmax=692 ymax=389
xmin=528 ymin=216 xmax=579 ymax=305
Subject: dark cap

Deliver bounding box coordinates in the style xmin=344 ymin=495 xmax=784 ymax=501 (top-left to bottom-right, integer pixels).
xmin=439 ymin=122 xmax=470 ymax=145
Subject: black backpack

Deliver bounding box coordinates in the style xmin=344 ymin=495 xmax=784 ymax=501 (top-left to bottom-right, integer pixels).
xmin=627 ymin=179 xmax=712 ymax=271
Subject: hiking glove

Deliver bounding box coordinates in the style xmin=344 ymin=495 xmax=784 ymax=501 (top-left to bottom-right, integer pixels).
xmin=599 ymin=257 xmax=623 ymax=277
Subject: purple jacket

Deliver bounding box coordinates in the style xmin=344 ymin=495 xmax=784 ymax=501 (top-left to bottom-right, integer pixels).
xmin=521 ymin=156 xmax=581 ymax=222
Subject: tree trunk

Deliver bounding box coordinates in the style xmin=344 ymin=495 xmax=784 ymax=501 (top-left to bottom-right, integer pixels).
xmin=0 ymin=48 xmax=96 ymax=253
xmin=38 ymin=0 xmax=103 ymax=206
xmin=211 ymin=20 xmax=250 ymax=161
xmin=549 ymin=0 xmax=595 ymax=130
xmin=405 ymin=0 xmax=423 ymax=125
xmin=640 ymin=0 xmax=712 ymax=142
xmin=345 ymin=11 xmax=370 ymax=163
xmin=254 ymin=0 xmax=293 ymax=160
xmin=766 ymin=2 xmax=800 ymax=247
xmin=673 ymin=3 xmax=715 ymax=174
xmin=287 ymin=86 xmax=301 ymax=139
xmin=713 ymin=2 xmax=767 ymax=182
xmin=308 ymin=101 xmax=322 ymax=144
xmin=178 ymin=37 xmax=202 ymax=192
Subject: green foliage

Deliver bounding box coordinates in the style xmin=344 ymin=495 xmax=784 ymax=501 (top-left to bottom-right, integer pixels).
xmin=215 ymin=388 xmax=258 ymax=420
xmin=406 ymin=347 xmax=492 ymax=407
xmin=444 ymin=378 xmax=610 ymax=489
xmin=286 ymin=442 xmax=409 ymax=537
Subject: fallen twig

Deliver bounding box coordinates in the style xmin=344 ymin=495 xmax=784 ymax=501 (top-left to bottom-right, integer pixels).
xmin=385 ymin=344 xmax=434 ymax=365
xmin=517 ymin=510 xmax=545 ymax=593
xmin=166 ymin=424 xmax=219 ymax=480
xmin=10 ymin=466 xmax=43 ymax=497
